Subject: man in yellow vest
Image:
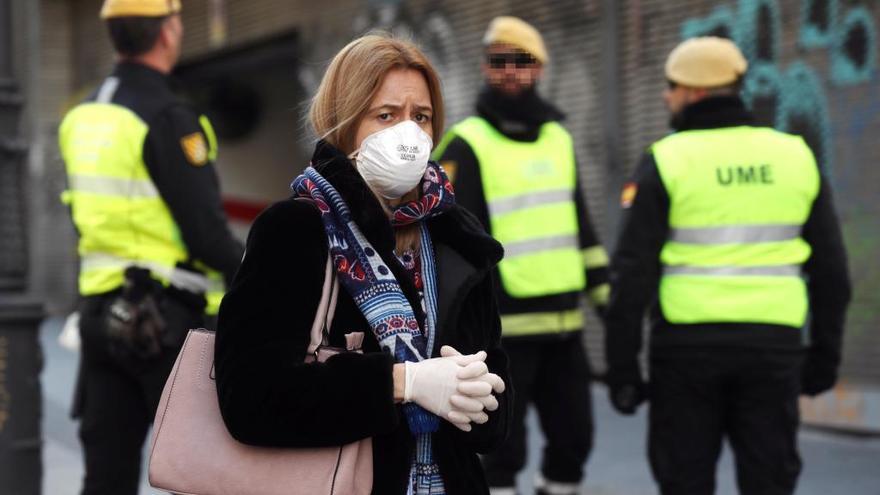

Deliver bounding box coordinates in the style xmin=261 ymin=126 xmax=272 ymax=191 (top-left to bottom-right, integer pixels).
xmin=605 ymin=37 xmax=851 ymax=494
xmin=58 ymin=1 xmax=243 ymax=493
xmin=434 ymin=17 xmax=610 ymax=495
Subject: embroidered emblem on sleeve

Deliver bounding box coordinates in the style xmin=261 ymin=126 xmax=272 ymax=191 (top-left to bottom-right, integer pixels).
xmin=621 ymin=182 xmax=638 ymax=208
xmin=180 ymin=132 xmax=209 ymax=166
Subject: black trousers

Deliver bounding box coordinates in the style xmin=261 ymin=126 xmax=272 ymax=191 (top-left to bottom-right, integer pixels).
xmin=648 ymin=347 xmax=804 ymax=495
xmin=483 ymin=333 xmax=594 ymax=487
xmin=74 ymin=292 xmax=203 ymax=495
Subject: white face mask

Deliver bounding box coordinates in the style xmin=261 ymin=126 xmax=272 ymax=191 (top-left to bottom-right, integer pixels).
xmin=353 ymin=120 xmax=433 ymax=199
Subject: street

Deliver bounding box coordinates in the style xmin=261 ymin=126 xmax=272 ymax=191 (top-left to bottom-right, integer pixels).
xmin=40 ymin=317 xmax=880 ymax=495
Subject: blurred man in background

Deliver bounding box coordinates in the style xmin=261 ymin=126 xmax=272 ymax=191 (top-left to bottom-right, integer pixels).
xmin=58 ymin=1 xmax=243 ymax=493
xmin=605 ymin=37 xmax=851 ymax=495
xmin=434 ymin=16 xmax=610 ymax=495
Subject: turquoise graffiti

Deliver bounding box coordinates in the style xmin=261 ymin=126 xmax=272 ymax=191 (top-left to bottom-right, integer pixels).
xmin=831 ymin=7 xmax=878 ymax=85
xmin=680 ymin=0 xmax=878 ymax=174
xmin=799 ymin=0 xmax=839 ymax=47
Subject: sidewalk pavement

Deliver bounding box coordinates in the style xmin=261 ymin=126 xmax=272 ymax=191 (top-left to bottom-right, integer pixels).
xmin=39 ymin=317 xmax=880 ymax=495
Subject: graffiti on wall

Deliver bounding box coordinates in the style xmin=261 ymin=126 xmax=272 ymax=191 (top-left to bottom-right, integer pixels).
xmin=680 ymin=0 xmax=878 ymax=175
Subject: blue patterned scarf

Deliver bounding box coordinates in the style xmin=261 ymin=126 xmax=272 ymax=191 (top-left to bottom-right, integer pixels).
xmin=291 ymin=161 xmax=454 ymax=494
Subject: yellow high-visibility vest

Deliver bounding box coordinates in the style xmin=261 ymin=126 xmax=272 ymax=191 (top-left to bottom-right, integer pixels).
xmin=435 ymin=116 xmax=589 ymax=336
xmin=652 ymin=126 xmax=820 ymax=327
xmin=59 ymin=96 xmax=218 ymax=301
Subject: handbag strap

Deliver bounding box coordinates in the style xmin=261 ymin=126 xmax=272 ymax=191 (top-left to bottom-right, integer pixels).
xmin=296 ymin=197 xmax=339 ymax=356
xmin=307 ymin=254 xmax=339 ymax=355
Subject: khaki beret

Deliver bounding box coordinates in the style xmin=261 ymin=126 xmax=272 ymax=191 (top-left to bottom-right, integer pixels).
xmin=100 ymin=0 xmax=181 ymax=19
xmin=665 ymin=37 xmax=748 ymax=87
xmin=483 ymin=16 xmax=549 ymax=64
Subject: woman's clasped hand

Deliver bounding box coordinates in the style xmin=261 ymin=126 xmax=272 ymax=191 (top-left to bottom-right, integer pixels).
xmin=403 ymin=345 xmax=506 ymax=432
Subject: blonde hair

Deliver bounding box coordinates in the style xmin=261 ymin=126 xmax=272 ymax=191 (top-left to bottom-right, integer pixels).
xmin=309 ymin=32 xmax=444 ymax=253
xmin=309 ymin=32 xmax=445 ymax=155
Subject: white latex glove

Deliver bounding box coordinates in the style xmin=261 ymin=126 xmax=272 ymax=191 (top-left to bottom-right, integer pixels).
xmin=441 ymin=345 xmax=506 ymax=397
xmin=444 ymin=351 xmax=493 ymax=432
xmin=440 ymin=345 xmax=506 ymax=429
xmin=404 ymin=353 xmax=489 ymax=431
xmin=440 ymin=346 xmax=487 ymax=365
xmin=447 ymin=409 xmax=489 ymax=427
xmin=457 ymin=384 xmax=499 ymax=411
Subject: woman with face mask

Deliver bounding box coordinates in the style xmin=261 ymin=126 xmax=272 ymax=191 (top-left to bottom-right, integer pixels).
xmin=213 ymin=33 xmax=511 ymax=494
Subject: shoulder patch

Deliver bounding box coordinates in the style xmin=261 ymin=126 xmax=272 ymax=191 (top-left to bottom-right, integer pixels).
xmin=621 ymin=182 xmax=638 ymax=208
xmin=440 ymin=160 xmax=458 ymax=183
xmin=180 ymin=132 xmax=208 ymax=166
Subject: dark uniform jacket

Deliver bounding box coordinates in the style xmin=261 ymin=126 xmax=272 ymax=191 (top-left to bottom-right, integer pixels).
xmin=214 ymin=142 xmax=512 ymax=495
xmin=89 ymin=61 xmax=243 ymax=287
xmin=69 ymin=62 xmax=244 ymax=418
xmin=605 ymin=96 xmax=852 ymax=388
xmin=436 ymin=87 xmax=609 ymax=336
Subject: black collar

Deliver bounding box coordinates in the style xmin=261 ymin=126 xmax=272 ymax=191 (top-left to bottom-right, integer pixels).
xmin=671 ymin=96 xmax=755 ymax=131
xmin=306 ymin=141 xmax=503 ymax=269
xmin=113 ymin=61 xmax=171 ymax=88
xmin=476 ymin=85 xmax=565 ymax=142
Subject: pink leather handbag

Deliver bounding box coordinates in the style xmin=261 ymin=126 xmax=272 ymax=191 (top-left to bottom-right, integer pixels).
xmin=148 ymin=255 xmax=373 ymax=495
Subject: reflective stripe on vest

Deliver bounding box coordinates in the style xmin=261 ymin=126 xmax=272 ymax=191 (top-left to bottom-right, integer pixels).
xmin=501 ymin=309 xmax=584 ymax=336
xmin=437 ymin=116 xmax=585 ymax=302
xmin=68 ymin=174 xmax=160 ymax=198
xmin=503 ymin=234 xmax=579 ymax=258
xmin=653 ymin=126 xmax=819 ymax=327
xmin=488 ymin=188 xmax=571 ymax=215
xmin=669 ymin=224 xmax=801 ymax=244
xmin=59 ymin=98 xmax=191 ymax=295
xmin=663 ymin=265 xmax=801 ymax=277
xmin=82 ymin=253 xmax=211 ymax=293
